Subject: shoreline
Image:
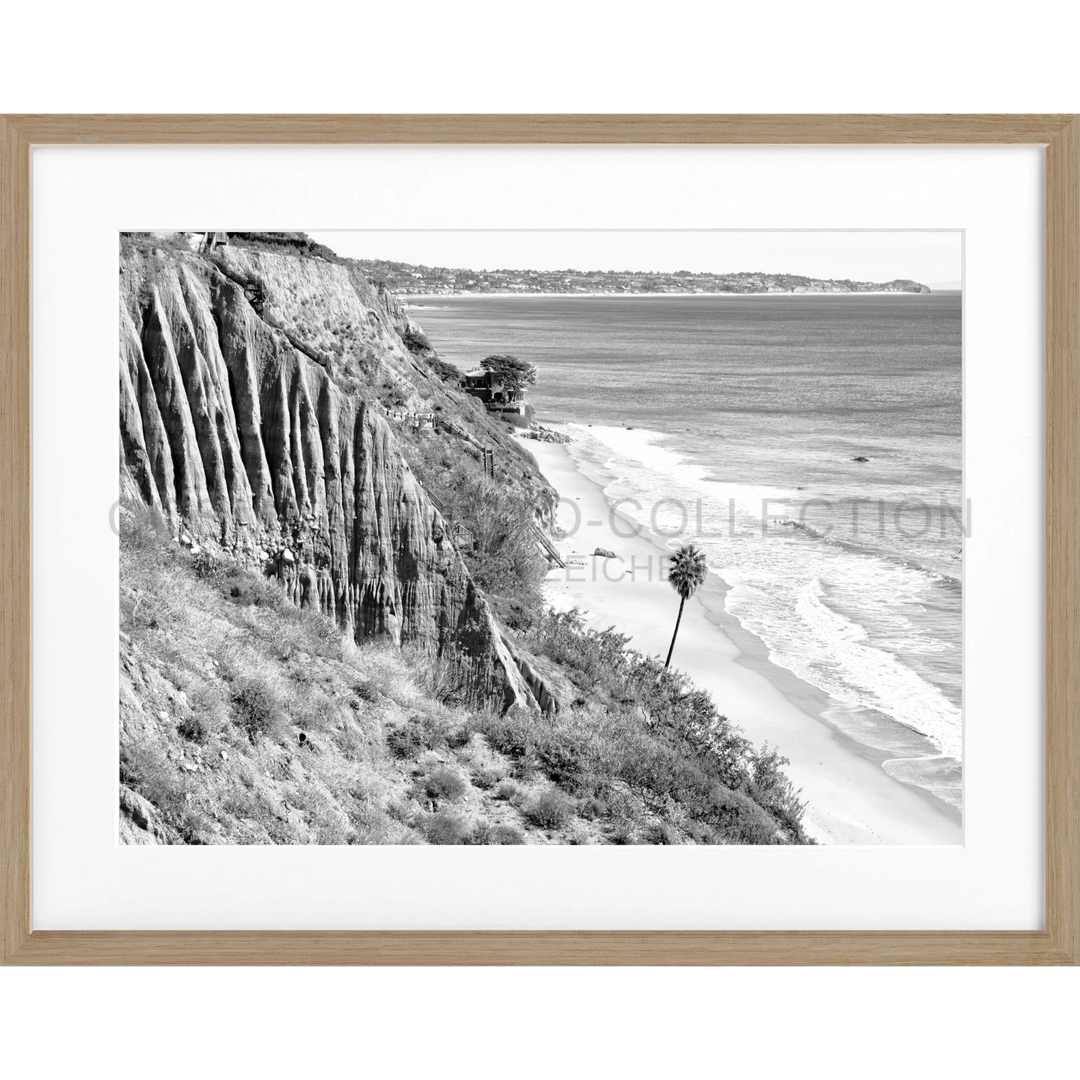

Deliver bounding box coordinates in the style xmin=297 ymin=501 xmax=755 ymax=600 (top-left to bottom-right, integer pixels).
xmin=524 ymin=436 xmax=962 ymax=846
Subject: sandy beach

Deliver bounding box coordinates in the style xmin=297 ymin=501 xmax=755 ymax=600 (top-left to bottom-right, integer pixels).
xmin=526 ymin=437 xmax=962 ymax=846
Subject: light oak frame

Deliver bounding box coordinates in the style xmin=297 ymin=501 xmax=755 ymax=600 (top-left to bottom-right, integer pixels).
xmin=4 ymin=111 xmax=1075 ymax=972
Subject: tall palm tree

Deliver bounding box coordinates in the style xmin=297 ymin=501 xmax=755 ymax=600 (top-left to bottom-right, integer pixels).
xmin=664 ymin=543 xmax=708 ymax=668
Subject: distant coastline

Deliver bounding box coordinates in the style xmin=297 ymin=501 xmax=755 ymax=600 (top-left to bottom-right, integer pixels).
xmin=359 ymin=256 xmax=932 ymax=297
xmin=404 ymin=290 xmax=943 ymax=301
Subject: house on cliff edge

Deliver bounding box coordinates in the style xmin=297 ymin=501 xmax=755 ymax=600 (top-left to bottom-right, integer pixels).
xmin=462 ymin=368 xmax=531 ymax=422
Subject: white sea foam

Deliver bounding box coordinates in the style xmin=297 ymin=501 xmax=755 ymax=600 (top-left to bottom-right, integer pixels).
xmin=573 ymin=424 xmax=799 ymax=528
xmin=567 ymin=422 xmax=963 ymax=778
xmin=792 ymin=579 xmax=960 ymax=758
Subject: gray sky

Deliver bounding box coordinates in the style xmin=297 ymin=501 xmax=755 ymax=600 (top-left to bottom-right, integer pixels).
xmin=308 ymin=230 xmax=963 ymax=287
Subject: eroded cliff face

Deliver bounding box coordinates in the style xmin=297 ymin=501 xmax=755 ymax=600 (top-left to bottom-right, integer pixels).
xmin=120 ymin=239 xmax=533 ymax=708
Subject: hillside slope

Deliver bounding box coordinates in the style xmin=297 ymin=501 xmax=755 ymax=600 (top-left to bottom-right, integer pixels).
xmin=119 ymin=232 xmax=809 ymax=846
xmin=121 ymin=510 xmax=806 ymax=845
xmin=120 ymin=233 xmax=547 ymax=706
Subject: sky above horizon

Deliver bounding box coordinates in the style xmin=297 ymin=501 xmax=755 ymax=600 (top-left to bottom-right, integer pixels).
xmin=307 ymin=230 xmax=963 ymax=288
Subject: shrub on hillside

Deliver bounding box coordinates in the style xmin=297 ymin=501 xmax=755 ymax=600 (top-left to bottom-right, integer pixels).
xmin=179 ymin=682 xmax=230 ymax=743
xmin=386 ymin=723 xmax=425 ymax=760
xmin=420 ymin=765 xmax=468 ymax=803
xmin=647 ymin=821 xmax=682 ymax=845
xmin=122 ymin=502 xmax=171 ymax=552
xmin=119 ymin=507 xmax=190 ymax=637
xmin=412 ymin=646 xmax=478 ymax=707
xmin=352 ymin=679 xmax=378 ymax=703
xmin=421 ymin=811 xmax=470 ymax=845
xmin=527 ymin=609 xmax=631 ymax=694
xmin=177 ymin=710 xmax=215 ymax=744
xmin=478 ymin=606 xmax=810 ymax=844
xmin=279 ymin=604 xmax=347 ymax=663
xmin=400 ymin=440 xmax=546 ymax=629
xmin=400 ymin=326 xmax=432 ymax=354
xmin=524 ymin=788 xmax=576 ymax=830
xmin=387 ymin=711 xmax=454 ymax=759
xmin=747 ymin=743 xmax=806 ymax=837
xmin=118 ymin=738 xmax=216 ymax=843
xmin=232 ymin=677 xmax=286 ymax=743
xmin=286 ymin=684 xmax=338 ymax=734
xmin=120 ymin=739 xmax=186 ymax=821
xmin=191 ymin=549 xmax=225 ymax=582
xmin=462 ymin=821 xmax=493 ymax=844
xmin=464 ymin=821 xmax=524 ymax=845
xmin=428 ymin=355 xmax=464 ymax=383
xmin=705 ymin=787 xmax=780 ymax=845
xmin=222 ymin=569 xmax=289 ymax=613
xmin=471 ymin=763 xmax=509 ymax=790
xmin=493 ymin=778 xmax=519 ymax=800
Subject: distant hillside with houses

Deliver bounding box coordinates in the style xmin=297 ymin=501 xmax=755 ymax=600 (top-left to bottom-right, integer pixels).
xmin=356 ymin=258 xmax=931 ymax=296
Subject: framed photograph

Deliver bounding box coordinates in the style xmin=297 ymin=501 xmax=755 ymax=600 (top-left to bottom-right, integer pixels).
xmin=1 ymin=115 xmax=1076 ymax=964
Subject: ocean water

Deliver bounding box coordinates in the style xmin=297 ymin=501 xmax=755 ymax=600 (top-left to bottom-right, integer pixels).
xmin=412 ymin=294 xmax=963 ymax=806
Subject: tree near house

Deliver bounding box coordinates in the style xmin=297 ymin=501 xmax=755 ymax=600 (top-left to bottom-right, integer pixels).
xmin=481 ymin=354 xmax=537 ymax=394
xmin=664 ymin=543 xmax=709 ymax=668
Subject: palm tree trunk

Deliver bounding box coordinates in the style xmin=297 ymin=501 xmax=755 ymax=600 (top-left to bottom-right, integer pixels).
xmin=665 ymin=595 xmax=686 ymax=668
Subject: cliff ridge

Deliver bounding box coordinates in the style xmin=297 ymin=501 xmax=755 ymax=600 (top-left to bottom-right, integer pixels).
xmin=120 ymin=234 xmax=540 ymax=707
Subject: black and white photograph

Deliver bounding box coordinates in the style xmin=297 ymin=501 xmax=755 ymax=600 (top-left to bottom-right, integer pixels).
xmin=118 ymin=228 xmax=962 ymax=846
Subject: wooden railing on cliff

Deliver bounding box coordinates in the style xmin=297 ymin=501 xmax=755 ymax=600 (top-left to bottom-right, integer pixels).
xmin=530 ymin=524 xmax=565 ymax=568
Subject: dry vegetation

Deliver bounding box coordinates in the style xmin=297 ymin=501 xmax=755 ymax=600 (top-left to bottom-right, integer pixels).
xmin=399 ymin=429 xmax=548 ymax=631
xmin=120 ymin=504 xmax=807 ymax=845
xmin=118 ymin=231 xmax=807 ymax=846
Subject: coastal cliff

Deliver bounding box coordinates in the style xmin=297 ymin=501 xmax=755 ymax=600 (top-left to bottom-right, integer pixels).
xmin=120 ymin=235 xmax=537 ymax=707
xmin=118 ymin=232 xmax=808 ymax=847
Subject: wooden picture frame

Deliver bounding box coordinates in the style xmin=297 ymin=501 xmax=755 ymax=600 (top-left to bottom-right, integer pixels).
xmin=1 ymin=114 xmax=1076 ymax=965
